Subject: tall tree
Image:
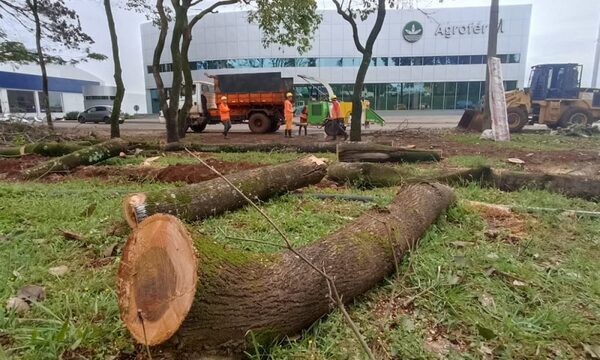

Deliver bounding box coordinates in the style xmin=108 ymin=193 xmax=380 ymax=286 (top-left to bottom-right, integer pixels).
xmin=103 ymin=0 xmax=124 ymax=138
xmin=331 ymin=0 xmax=387 ymax=142
xmin=483 ymin=0 xmax=499 ymax=130
xmin=0 ymin=0 xmax=103 ymax=129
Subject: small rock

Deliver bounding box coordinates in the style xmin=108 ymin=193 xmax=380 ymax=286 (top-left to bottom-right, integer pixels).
xmin=511 ymin=280 xmax=526 ymax=287
xmin=49 ymin=265 xmax=69 ymax=277
xmin=17 ymin=285 xmax=45 ymax=302
xmin=119 ymin=152 xmax=126 ymax=158
xmin=102 ymin=242 xmax=118 ymax=258
xmin=478 ymin=293 xmax=495 ymax=308
xmin=6 ymin=297 xmax=30 ymax=314
xmin=507 ymin=157 xmax=525 ymax=165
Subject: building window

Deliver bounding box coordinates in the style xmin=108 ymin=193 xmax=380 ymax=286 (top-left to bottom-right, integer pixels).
xmin=38 ymin=91 xmax=63 ymax=112
xmin=7 ymin=90 xmax=36 ymax=113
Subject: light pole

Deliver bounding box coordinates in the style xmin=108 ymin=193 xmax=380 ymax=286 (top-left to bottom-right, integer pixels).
xmin=591 ymin=16 xmax=600 ymax=88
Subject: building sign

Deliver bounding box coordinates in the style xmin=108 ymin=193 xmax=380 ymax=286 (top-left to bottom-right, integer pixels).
xmin=403 ymin=21 xmax=423 ymax=43
xmin=435 ymin=19 xmax=504 ymax=38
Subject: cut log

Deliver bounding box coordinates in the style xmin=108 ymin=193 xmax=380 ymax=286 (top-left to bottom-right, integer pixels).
xmin=23 ymin=139 xmax=129 ymax=180
xmin=327 ymin=162 xmax=409 ymax=187
xmin=122 ymin=156 xmax=328 ymax=228
xmin=128 ymin=142 xmax=338 ymax=153
xmin=438 ymin=166 xmax=600 ymax=201
xmin=0 ymin=141 xmax=92 ymax=157
xmin=290 ymin=192 xmax=376 ymax=202
xmin=337 ymin=143 xmax=441 ymax=163
xmin=117 ymin=183 xmax=455 ymax=351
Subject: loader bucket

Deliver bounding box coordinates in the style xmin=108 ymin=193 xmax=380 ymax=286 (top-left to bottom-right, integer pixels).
xmin=457 ymin=109 xmax=484 ymax=132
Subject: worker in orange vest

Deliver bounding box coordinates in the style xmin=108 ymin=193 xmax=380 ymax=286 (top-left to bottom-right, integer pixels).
xmin=219 ymin=96 xmax=231 ymax=138
xmin=284 ymin=92 xmax=294 ymax=138
xmin=330 ymin=95 xmax=348 ymax=140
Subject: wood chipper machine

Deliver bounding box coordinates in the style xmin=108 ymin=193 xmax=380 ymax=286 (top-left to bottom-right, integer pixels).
xmin=458 ymin=63 xmax=600 ymax=132
xmin=297 ymin=75 xmax=385 ymax=136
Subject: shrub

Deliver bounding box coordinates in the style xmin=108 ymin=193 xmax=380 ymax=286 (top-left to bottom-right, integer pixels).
xmin=65 ymin=111 xmax=80 ymax=120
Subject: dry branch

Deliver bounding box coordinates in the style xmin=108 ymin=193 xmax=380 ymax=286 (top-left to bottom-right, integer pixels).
xmin=117 ymin=183 xmax=455 ymax=352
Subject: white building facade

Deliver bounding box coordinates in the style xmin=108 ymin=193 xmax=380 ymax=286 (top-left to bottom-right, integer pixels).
xmin=140 ymin=5 xmax=532 ymax=113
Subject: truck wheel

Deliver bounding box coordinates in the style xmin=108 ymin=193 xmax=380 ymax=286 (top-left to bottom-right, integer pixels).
xmin=324 ymin=119 xmax=338 ymax=136
xmin=269 ymin=118 xmax=281 ymax=132
xmin=559 ymin=107 xmax=593 ymax=128
xmin=248 ymin=113 xmax=271 ymax=133
xmin=190 ymin=122 xmax=207 ymax=133
xmin=507 ymin=107 xmax=528 ymax=132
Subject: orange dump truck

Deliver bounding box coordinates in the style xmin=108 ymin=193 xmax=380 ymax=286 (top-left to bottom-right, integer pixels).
xmin=186 ymin=72 xmax=293 ymax=133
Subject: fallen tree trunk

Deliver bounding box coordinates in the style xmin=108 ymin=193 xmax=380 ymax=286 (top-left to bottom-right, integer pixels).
xmin=131 ymin=142 xmax=338 ymax=153
xmin=23 ymin=139 xmax=129 ymax=180
xmin=290 ymin=192 xmax=376 ymax=202
xmin=122 ymin=156 xmax=328 ymax=228
xmin=327 ymin=162 xmax=408 ymax=187
xmin=0 ymin=141 xmax=92 ymax=157
xmin=117 ymin=183 xmax=455 ymax=351
xmin=337 ymin=143 xmax=441 ymax=163
xmin=439 ymin=166 xmax=600 ymax=201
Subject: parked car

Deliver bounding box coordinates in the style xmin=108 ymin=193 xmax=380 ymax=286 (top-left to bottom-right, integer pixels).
xmin=77 ymin=106 xmax=124 ymax=124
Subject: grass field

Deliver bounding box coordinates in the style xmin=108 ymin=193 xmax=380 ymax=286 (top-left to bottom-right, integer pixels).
xmin=1 ymin=151 xmax=599 ymax=359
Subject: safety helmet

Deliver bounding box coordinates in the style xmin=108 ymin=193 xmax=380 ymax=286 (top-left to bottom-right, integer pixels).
xmin=221 ymin=96 xmax=227 ymax=101
xmin=331 ymin=95 xmax=337 ymax=100
xmin=286 ymin=92 xmax=293 ymax=98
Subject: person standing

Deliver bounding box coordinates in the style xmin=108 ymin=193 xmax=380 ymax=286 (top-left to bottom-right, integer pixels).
xmin=330 ymin=95 xmax=348 ymax=141
xmin=219 ymin=96 xmax=231 ymax=138
xmin=284 ymin=92 xmax=294 ymax=138
xmin=298 ymin=104 xmax=308 ymax=136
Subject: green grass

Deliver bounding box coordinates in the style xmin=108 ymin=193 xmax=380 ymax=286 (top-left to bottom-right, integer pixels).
xmin=449 ymin=132 xmax=600 ymax=151
xmin=1 ymin=157 xmax=599 ymax=359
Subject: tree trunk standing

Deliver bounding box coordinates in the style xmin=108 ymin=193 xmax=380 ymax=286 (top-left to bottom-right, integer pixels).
xmin=483 ymin=0 xmax=499 ymax=130
xmin=177 ymin=24 xmax=193 ymax=139
xmin=350 ymin=55 xmax=371 ymax=141
xmin=28 ymin=0 xmax=53 ymax=131
xmin=104 ymin=0 xmax=123 ymax=139
xmin=122 ymin=156 xmax=328 ymax=228
xmin=151 ymin=0 xmax=171 ymax=141
xmin=118 ymin=183 xmax=456 ymax=350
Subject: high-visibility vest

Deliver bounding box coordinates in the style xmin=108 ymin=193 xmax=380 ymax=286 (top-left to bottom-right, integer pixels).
xmin=284 ymin=99 xmax=294 ymax=119
xmin=331 ymin=101 xmax=342 ymax=119
xmin=219 ymin=103 xmax=230 ymax=122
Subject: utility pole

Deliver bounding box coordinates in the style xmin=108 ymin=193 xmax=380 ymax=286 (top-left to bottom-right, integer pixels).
xmin=483 ymin=0 xmax=499 ymax=130
xmin=591 ymin=16 xmax=600 ymax=88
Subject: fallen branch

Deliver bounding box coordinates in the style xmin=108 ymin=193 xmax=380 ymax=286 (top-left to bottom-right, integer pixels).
xmin=337 ymin=143 xmax=441 ymax=163
xmin=122 ymin=155 xmax=328 ymax=228
xmin=117 ymin=183 xmax=455 ymax=352
xmin=22 ymin=139 xmax=129 ymax=180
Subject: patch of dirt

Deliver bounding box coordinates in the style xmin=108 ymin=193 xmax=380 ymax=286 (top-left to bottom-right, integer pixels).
xmin=72 ymin=165 xmax=157 ymax=181
xmin=0 ymin=155 xmax=46 ymax=179
xmin=468 ymin=201 xmax=534 ymax=243
xmin=60 ymin=348 xmax=96 ymax=360
xmin=87 ymin=257 xmax=114 ymax=268
xmin=155 ymin=159 xmax=261 ymax=184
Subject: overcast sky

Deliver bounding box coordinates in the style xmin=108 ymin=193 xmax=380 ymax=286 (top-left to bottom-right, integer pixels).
xmin=62 ymin=0 xmax=600 ymax=93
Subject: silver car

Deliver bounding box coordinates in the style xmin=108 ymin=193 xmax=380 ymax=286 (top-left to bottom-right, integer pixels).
xmin=77 ymin=106 xmax=124 ymax=124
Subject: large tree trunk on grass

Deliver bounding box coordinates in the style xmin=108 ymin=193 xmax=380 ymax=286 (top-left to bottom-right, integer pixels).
xmin=327 ymin=162 xmax=408 ymax=187
xmin=23 ymin=139 xmax=128 ymax=179
xmin=0 ymin=141 xmax=92 ymax=157
xmin=337 ymin=143 xmax=441 ymax=163
xmin=122 ymin=156 xmax=328 ymax=228
xmin=166 ymin=142 xmax=338 ymax=153
xmin=117 ymin=183 xmax=455 ymax=351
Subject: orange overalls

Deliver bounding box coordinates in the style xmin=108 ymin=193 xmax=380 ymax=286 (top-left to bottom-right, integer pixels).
xmin=284 ymin=99 xmax=294 ymax=130
xmin=219 ymin=103 xmax=231 ymax=137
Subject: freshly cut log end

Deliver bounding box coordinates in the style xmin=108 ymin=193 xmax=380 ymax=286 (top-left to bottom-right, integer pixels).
xmin=122 ymin=193 xmax=148 ymax=228
xmin=117 ymin=214 xmax=198 ymax=346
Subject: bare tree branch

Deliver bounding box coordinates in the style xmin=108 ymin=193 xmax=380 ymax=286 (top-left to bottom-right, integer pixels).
xmin=189 ymin=0 xmax=238 ymax=28
xmin=331 ymin=0 xmax=365 ymax=54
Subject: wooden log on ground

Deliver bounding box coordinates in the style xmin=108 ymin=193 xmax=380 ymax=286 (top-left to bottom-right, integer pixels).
xmin=438 ymin=166 xmax=600 ymax=201
xmin=337 ymin=143 xmax=441 ymax=163
xmin=122 ymin=156 xmax=328 ymax=228
xmin=117 ymin=183 xmax=455 ymax=351
xmin=23 ymin=139 xmax=129 ymax=180
xmin=0 ymin=141 xmax=92 ymax=157
xmin=130 ymin=141 xmax=338 ymax=153
xmin=327 ymin=162 xmax=409 ymax=187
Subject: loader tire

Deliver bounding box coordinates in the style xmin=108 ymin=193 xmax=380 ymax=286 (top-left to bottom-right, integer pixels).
xmin=559 ymin=107 xmax=593 ymax=128
xmin=507 ymin=107 xmax=528 ymax=132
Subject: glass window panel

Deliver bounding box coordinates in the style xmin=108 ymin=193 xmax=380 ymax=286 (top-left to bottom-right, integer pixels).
xmin=423 ymin=56 xmax=435 ymax=66
xmin=434 ymin=56 xmax=445 ymax=65
xmin=342 ymin=58 xmax=356 ymax=67
xmin=411 ymin=57 xmax=423 ymax=66
xmin=444 ymin=82 xmax=457 ymax=109
xmin=379 ymin=57 xmax=388 ymax=66
xmin=362 ymin=84 xmax=376 ymax=109
xmin=509 ymin=53 xmax=520 ymax=63
xmin=375 ymin=83 xmax=387 ymax=110
xmin=446 ymin=56 xmax=459 ymax=65
xmin=38 ymin=91 xmax=63 ymax=112
xmin=432 ymin=83 xmax=444 ymax=109
xmin=318 ymin=58 xmax=342 ymax=67
xmin=386 ymin=83 xmax=400 ymax=110
xmin=467 ymin=81 xmax=482 ymax=108
xmin=459 ymin=56 xmax=471 ymax=65
xmin=470 ymin=55 xmax=484 ymax=64
xmin=147 ymin=65 xmax=153 ymax=73
xmin=455 ymin=82 xmax=469 ymax=109
xmin=370 ymin=57 xmax=377 ymax=67
xmin=421 ymin=82 xmax=432 ymax=110
xmin=391 ymin=57 xmax=400 ymax=66
xmin=504 ymin=80 xmax=518 ymax=90
xmin=7 ymin=90 xmax=36 ymax=112
xmin=498 ymin=54 xmax=509 ymax=63
xmin=400 ymin=57 xmax=411 ymax=66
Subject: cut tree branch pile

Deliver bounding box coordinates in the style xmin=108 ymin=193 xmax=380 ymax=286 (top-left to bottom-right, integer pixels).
xmin=122 ymin=155 xmax=328 ymax=228
xmin=117 ymin=183 xmax=455 ymax=351
xmin=23 ymin=139 xmax=129 ymax=180
xmin=337 ymin=143 xmax=441 ymax=163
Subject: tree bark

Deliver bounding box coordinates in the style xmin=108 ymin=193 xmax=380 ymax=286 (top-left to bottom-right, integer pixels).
xmin=104 ymin=0 xmax=123 ymax=139
xmin=117 ymin=183 xmax=455 ymax=351
xmin=151 ymin=0 xmax=171 ymax=141
xmin=23 ymin=138 xmax=129 ymax=179
xmin=0 ymin=141 xmax=91 ymax=157
xmin=483 ymin=0 xmax=499 ymax=130
xmin=177 ymin=22 xmax=193 ymax=139
xmin=327 ymin=162 xmax=408 ymax=187
xmin=122 ymin=156 xmax=328 ymax=228
xmin=28 ymin=0 xmax=53 ymax=131
xmin=337 ymin=143 xmax=441 ymax=163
